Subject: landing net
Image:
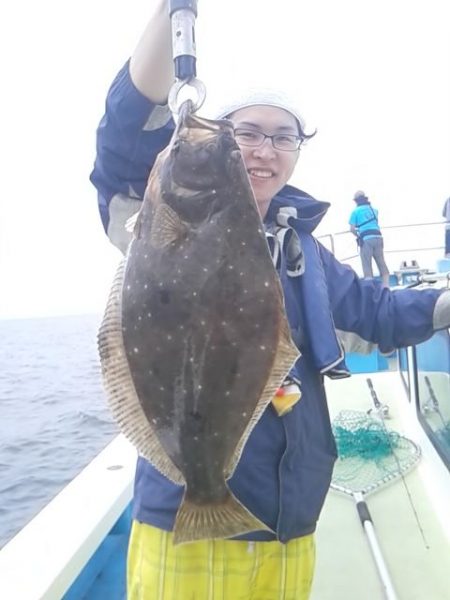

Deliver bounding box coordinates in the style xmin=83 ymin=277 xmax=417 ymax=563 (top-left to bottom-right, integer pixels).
xmin=331 ymin=410 xmax=421 ymax=496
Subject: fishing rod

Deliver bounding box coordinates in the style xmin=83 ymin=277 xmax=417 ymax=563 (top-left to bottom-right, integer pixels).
xmin=423 ymin=375 xmax=448 ymax=429
xmin=366 ymin=378 xmax=428 ymax=552
xmin=331 ymin=382 xmax=425 ymax=598
xmin=168 ymin=0 xmax=206 ymax=114
xmin=404 ymin=271 xmax=450 ymax=289
xmin=341 ymin=380 xmax=400 ymax=600
xmin=365 ymin=378 xmax=432 ymax=596
xmin=350 ymin=378 xmax=428 ymax=598
xmin=366 ymin=378 xmax=390 ymax=419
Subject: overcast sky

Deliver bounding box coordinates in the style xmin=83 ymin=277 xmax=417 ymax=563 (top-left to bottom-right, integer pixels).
xmin=1 ymin=0 xmax=449 ymax=319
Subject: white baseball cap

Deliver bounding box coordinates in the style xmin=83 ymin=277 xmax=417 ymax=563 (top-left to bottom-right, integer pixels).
xmin=211 ymin=87 xmax=307 ymax=132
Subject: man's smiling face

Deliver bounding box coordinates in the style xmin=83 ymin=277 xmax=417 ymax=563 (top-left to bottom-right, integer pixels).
xmin=228 ymin=105 xmax=300 ymax=218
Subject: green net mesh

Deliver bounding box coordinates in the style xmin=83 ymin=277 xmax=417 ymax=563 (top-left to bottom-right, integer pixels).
xmin=334 ymin=421 xmax=400 ymax=461
xmin=331 ymin=410 xmax=421 ymax=496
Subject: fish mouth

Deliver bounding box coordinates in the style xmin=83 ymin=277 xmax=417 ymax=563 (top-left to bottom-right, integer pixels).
xmin=178 ymin=107 xmax=234 ymax=138
xmin=173 ymin=117 xmax=236 ymax=160
xmin=173 ymin=103 xmax=237 ymax=153
xmin=167 ymin=104 xmax=243 ymax=193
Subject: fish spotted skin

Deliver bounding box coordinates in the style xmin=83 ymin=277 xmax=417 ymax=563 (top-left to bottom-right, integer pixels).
xmin=98 ymin=106 xmax=300 ymax=544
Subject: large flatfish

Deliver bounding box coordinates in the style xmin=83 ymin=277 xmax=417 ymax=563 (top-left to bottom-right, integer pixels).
xmin=98 ymin=102 xmax=300 ymax=544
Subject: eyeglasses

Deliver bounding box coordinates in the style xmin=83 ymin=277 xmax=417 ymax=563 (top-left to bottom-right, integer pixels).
xmin=234 ymin=128 xmax=303 ymax=152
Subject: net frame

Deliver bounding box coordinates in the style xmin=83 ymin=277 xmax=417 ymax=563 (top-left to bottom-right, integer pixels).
xmin=331 ymin=410 xmax=422 ymax=497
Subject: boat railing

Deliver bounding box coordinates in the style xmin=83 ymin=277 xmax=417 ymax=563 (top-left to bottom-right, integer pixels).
xmin=317 ymin=220 xmax=446 ymax=270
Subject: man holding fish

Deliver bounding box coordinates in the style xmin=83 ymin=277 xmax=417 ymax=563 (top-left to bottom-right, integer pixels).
xmin=90 ymin=1 xmax=450 ymax=598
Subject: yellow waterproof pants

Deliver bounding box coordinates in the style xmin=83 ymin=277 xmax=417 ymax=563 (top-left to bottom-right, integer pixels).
xmin=127 ymin=520 xmax=315 ymax=600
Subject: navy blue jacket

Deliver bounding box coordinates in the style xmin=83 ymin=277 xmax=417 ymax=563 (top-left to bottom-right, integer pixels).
xmin=91 ymin=62 xmax=447 ymax=542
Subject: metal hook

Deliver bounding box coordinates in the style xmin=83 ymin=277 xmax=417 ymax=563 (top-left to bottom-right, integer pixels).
xmin=168 ymin=78 xmax=206 ymax=115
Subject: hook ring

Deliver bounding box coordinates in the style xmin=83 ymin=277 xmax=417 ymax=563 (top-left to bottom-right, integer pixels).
xmin=168 ymin=78 xmax=206 ymax=114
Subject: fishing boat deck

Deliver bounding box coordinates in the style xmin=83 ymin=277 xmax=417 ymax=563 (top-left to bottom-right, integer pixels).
xmin=1 ymin=361 xmax=449 ymax=599
xmin=312 ymin=371 xmax=450 ymax=600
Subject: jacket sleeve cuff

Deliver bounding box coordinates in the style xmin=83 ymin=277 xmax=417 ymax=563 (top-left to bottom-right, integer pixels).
xmin=433 ymin=289 xmax=450 ymax=330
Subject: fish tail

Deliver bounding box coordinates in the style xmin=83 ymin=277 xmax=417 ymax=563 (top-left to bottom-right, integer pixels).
xmin=172 ymin=490 xmax=270 ymax=545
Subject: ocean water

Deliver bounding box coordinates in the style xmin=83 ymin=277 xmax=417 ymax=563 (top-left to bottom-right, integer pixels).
xmin=0 ymin=313 xmax=118 ymax=549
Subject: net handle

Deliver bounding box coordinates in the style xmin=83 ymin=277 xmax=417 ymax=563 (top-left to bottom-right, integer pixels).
xmin=354 ymin=492 xmax=399 ymax=600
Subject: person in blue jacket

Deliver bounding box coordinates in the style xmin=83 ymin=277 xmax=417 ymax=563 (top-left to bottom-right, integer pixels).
xmin=349 ymin=190 xmax=390 ymax=287
xmin=90 ymin=2 xmax=450 ymax=598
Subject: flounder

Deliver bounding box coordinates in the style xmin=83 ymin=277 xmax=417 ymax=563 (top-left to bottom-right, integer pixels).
xmin=98 ymin=102 xmax=299 ymax=544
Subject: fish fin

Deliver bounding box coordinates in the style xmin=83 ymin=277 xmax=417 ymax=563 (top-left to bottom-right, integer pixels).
xmin=226 ymin=297 xmax=300 ymax=478
xmin=150 ymin=203 xmax=187 ymax=248
xmin=125 ymin=211 xmax=140 ymax=234
xmin=173 ymin=489 xmax=271 ymax=545
xmin=98 ymin=259 xmax=184 ymax=486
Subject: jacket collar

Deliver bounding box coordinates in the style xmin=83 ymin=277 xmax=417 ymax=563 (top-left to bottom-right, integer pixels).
xmin=264 ymin=185 xmax=330 ymax=234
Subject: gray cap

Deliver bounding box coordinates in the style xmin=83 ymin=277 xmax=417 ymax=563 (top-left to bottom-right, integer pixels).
xmin=211 ymin=87 xmax=306 ymax=131
xmin=353 ymin=190 xmax=367 ymax=200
